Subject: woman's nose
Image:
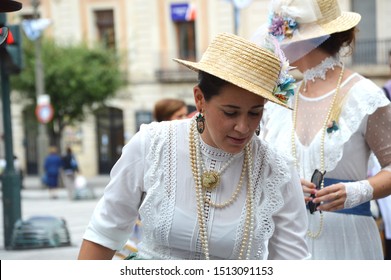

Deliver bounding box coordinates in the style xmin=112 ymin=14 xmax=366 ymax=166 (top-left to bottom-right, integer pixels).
xmin=234 ymin=118 xmax=250 ymax=134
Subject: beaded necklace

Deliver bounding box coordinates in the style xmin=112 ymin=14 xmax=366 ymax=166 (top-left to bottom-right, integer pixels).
xmin=189 ymin=121 xmax=254 ymax=259
xmin=201 ymin=150 xmax=235 ymax=191
xmin=291 ymin=65 xmax=345 ymax=239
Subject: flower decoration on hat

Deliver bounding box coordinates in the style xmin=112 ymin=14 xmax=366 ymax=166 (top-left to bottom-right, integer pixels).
xmin=263 ymin=35 xmax=296 ymax=104
xmin=268 ymin=12 xmax=298 ymax=41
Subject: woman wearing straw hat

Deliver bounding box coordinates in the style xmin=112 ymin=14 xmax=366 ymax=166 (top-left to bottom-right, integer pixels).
xmin=78 ymin=33 xmax=309 ymax=260
xmin=255 ymin=0 xmax=391 ymax=259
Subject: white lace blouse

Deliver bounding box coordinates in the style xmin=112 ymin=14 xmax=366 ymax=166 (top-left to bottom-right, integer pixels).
xmin=83 ymin=118 xmax=309 ymax=260
xmin=260 ymin=74 xmax=391 ymax=259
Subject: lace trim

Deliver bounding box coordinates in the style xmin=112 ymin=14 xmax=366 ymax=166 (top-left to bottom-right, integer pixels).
xmin=232 ymin=140 xmax=289 ymax=259
xmin=139 ymin=123 xmax=292 ymax=259
xmin=303 ymin=56 xmax=342 ymax=82
xmin=139 ymin=121 xmax=177 ymax=259
xmin=199 ymin=138 xmax=240 ymax=160
xmin=344 ymin=180 xmax=373 ymax=209
xmin=262 ymin=76 xmax=390 ymax=178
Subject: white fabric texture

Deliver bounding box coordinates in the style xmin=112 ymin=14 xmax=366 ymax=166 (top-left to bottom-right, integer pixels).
xmin=260 ymin=73 xmax=391 ymax=259
xmin=343 ymin=180 xmax=373 ymax=209
xmin=83 ymin=118 xmax=309 ymax=260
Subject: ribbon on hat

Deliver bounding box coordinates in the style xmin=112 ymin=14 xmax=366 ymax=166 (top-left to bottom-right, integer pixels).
xmin=272 ymin=0 xmax=322 ymax=23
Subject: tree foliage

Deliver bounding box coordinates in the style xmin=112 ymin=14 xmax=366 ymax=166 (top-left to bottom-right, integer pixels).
xmin=11 ymin=37 xmax=125 ymax=146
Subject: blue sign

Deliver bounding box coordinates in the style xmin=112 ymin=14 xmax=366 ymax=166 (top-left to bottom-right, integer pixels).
xmin=170 ymin=3 xmax=196 ymax=22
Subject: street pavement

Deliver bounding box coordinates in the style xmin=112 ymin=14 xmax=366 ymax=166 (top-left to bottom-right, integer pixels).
xmin=0 ymin=175 xmax=110 ymax=260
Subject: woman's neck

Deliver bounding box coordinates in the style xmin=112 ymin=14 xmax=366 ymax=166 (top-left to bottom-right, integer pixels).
xmin=294 ymin=51 xmax=345 ymax=98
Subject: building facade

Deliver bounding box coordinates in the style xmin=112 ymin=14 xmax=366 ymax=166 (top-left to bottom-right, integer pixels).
xmin=2 ymin=0 xmax=391 ymax=177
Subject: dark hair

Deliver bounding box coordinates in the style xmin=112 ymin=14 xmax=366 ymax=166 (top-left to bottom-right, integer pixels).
xmin=198 ymin=71 xmax=230 ymax=101
xmin=153 ymin=98 xmax=186 ymax=121
xmin=318 ymin=27 xmax=357 ymax=56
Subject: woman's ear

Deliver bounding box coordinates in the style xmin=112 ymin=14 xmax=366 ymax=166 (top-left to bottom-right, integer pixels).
xmin=193 ymin=86 xmax=204 ymax=111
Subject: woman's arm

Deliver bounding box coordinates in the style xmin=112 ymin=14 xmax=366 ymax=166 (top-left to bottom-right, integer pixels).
xmin=267 ymin=167 xmax=310 ymax=259
xmin=78 ymin=239 xmax=116 ymax=260
xmin=314 ymin=105 xmax=391 ymax=211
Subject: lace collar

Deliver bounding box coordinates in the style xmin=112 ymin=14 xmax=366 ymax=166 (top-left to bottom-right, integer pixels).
xmin=199 ymin=136 xmax=244 ymax=161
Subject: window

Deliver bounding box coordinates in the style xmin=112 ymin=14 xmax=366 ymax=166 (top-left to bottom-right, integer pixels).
xmin=170 ymin=3 xmax=196 ymax=61
xmin=94 ymin=10 xmax=115 ymax=49
xmin=175 ymin=21 xmax=196 ymax=60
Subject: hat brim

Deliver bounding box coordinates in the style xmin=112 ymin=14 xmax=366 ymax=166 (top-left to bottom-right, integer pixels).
xmin=280 ymin=11 xmax=361 ymax=45
xmin=173 ymin=58 xmax=291 ymax=109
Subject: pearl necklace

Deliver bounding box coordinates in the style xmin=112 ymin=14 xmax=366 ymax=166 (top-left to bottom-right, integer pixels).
xmin=204 ymin=156 xmax=247 ymax=208
xmin=189 ymin=121 xmax=254 ymax=259
xmin=200 ymin=147 xmax=235 ymax=191
xmin=291 ymin=64 xmax=345 ymax=239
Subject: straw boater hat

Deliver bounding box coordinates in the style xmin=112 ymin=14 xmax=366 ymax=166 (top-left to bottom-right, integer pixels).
xmin=173 ymin=33 xmax=293 ymax=108
xmin=267 ymin=0 xmax=361 ymax=45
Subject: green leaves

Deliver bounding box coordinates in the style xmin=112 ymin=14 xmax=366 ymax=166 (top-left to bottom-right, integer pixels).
xmin=11 ymin=36 xmax=124 ymax=132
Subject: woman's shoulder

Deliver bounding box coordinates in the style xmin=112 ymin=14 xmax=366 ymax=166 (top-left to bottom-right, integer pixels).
xmin=253 ymin=136 xmax=294 ymax=166
xmin=139 ymin=119 xmax=190 ymax=137
xmin=128 ymin=119 xmax=190 ymax=150
xmin=345 ymin=73 xmax=390 ymax=111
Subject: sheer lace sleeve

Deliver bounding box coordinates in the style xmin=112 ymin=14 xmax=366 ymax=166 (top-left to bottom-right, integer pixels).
xmin=366 ymin=104 xmax=391 ymax=168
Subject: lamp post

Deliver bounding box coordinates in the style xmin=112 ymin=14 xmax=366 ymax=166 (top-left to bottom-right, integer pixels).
xmin=31 ymin=0 xmax=49 ymax=179
xmin=0 ymin=0 xmax=23 ymax=250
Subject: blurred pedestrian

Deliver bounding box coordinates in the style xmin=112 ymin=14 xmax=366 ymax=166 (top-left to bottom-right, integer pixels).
xmin=153 ymin=98 xmax=188 ymax=121
xmin=255 ymin=0 xmax=391 ymax=259
xmin=44 ymin=146 xmax=63 ymax=199
xmin=62 ymin=147 xmax=79 ymax=199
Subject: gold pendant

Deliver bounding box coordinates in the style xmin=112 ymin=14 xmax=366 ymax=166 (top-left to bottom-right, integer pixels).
xmin=201 ymin=171 xmax=220 ymax=191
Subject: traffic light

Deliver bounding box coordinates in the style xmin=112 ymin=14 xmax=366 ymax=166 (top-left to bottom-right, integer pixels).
xmin=0 ymin=26 xmax=8 ymax=46
xmin=0 ymin=24 xmax=23 ymax=74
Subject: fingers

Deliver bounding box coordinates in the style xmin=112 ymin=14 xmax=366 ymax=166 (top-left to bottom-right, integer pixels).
xmin=301 ymin=178 xmax=316 ymax=195
xmin=314 ymin=184 xmax=346 ymax=212
xmin=301 ymin=178 xmax=316 ymax=204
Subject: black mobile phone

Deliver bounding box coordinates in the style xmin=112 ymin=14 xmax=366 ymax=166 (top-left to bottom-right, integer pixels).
xmin=308 ymin=169 xmax=326 ymax=214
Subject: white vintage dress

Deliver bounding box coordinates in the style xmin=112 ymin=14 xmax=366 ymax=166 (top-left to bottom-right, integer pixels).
xmin=83 ymin=118 xmax=309 ymax=259
xmin=261 ymin=73 xmax=391 ymax=259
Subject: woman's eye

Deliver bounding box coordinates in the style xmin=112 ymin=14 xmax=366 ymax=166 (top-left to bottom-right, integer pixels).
xmin=249 ymin=111 xmax=263 ymax=116
xmin=223 ymin=111 xmax=236 ymax=116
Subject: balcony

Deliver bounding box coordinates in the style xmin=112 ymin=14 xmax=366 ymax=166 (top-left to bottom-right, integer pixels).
xmin=352 ymin=38 xmax=391 ymax=66
xmin=155 ymin=68 xmax=197 ymax=83
xmin=155 ymin=38 xmax=391 ymax=84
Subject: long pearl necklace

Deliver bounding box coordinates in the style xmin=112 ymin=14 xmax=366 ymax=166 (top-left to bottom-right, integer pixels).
xmin=189 ymin=120 xmax=254 ymax=259
xmin=291 ymin=64 xmax=345 ymax=239
xmin=201 ymin=150 xmax=235 ymax=191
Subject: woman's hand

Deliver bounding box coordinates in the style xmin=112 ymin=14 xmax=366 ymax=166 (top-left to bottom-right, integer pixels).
xmin=312 ymin=183 xmax=347 ymax=212
xmin=300 ymin=178 xmax=316 ymax=204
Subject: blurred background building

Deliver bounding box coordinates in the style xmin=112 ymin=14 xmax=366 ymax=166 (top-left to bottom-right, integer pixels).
xmin=1 ymin=0 xmax=390 ymax=177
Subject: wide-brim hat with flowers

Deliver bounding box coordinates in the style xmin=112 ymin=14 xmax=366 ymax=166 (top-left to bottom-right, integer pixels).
xmin=173 ymin=33 xmax=295 ymax=109
xmin=267 ymin=0 xmax=361 ymax=45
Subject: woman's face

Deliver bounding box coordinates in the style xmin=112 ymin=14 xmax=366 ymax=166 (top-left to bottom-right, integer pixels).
xmin=194 ymin=83 xmax=265 ymax=154
xmin=169 ymin=106 xmax=188 ymax=120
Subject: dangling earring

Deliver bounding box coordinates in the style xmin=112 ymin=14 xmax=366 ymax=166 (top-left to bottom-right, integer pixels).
xmin=255 ymin=124 xmax=260 ymax=136
xmin=196 ymin=112 xmax=205 ymax=134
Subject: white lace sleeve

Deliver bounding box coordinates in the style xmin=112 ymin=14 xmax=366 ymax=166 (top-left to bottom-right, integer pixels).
xmin=344 ymin=180 xmax=374 ymax=209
